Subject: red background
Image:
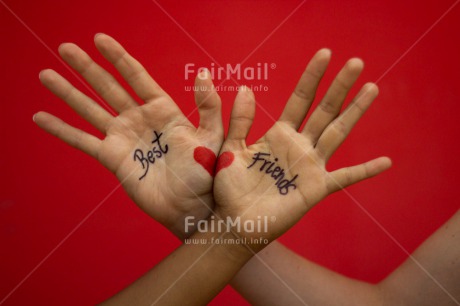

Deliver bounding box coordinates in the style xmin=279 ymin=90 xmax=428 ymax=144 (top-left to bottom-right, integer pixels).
xmin=1 ymin=0 xmax=459 ymax=305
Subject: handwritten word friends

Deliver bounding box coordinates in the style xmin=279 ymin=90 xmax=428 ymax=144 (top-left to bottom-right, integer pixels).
xmin=247 ymin=152 xmax=298 ymax=195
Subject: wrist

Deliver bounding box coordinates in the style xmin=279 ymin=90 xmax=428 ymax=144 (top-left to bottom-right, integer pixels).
xmin=208 ymin=211 xmax=272 ymax=253
xmin=212 ymin=229 xmax=256 ymax=264
xmin=170 ymin=202 xmax=215 ymax=241
xmin=184 ymin=217 xmax=260 ymax=263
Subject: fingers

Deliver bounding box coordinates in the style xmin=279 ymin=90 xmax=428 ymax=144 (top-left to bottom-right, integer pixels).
xmin=303 ymin=58 xmax=364 ymax=142
xmin=58 ymin=42 xmax=138 ymax=113
xmin=316 ymin=83 xmax=379 ymax=161
xmin=194 ymin=69 xmax=223 ymax=135
xmin=39 ymin=69 xmax=113 ymax=133
xmin=279 ymin=48 xmax=331 ymax=130
xmin=226 ymin=87 xmax=256 ymax=148
xmin=94 ymin=33 xmax=168 ymax=103
xmin=327 ymin=157 xmax=392 ymax=193
xmin=33 ymin=111 xmax=101 ymax=158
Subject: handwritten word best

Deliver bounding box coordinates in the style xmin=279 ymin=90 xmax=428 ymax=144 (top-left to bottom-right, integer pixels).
xmin=133 ymin=131 xmax=169 ymax=180
xmin=247 ymin=152 xmax=298 ymax=195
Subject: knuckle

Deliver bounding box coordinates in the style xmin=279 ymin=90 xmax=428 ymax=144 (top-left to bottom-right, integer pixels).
xmin=127 ymin=68 xmax=145 ymax=84
xmin=293 ymin=86 xmax=312 ymax=101
xmin=78 ymin=57 xmax=95 ymax=75
xmin=334 ymin=76 xmax=349 ymax=90
xmin=331 ymin=118 xmax=348 ymax=136
xmin=351 ymin=97 xmax=367 ymax=113
xmin=72 ymin=131 xmax=83 ymax=148
xmin=97 ymin=78 xmax=117 ymax=97
xmin=363 ymin=162 xmax=371 ymax=178
xmin=319 ymin=99 xmax=338 ymax=115
xmin=344 ymin=167 xmax=353 ymax=185
xmin=62 ymin=85 xmax=76 ymax=101
xmin=305 ymin=66 xmax=322 ymax=79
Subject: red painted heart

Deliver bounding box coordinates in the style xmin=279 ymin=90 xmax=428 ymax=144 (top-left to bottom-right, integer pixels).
xmin=193 ymin=147 xmax=234 ymax=177
xmin=216 ymin=151 xmax=234 ymax=174
xmin=194 ymin=146 xmax=216 ymax=176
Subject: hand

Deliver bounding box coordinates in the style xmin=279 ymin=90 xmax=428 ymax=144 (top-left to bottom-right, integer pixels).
xmin=34 ymin=34 xmax=223 ymax=239
xmin=213 ymin=49 xmax=391 ymax=247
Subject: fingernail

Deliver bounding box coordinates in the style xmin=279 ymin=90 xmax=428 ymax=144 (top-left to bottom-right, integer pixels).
xmin=94 ymin=33 xmax=104 ymax=40
xmin=200 ymin=68 xmax=209 ymax=76
xmin=198 ymin=68 xmax=209 ymax=80
xmin=32 ymin=113 xmax=37 ymax=122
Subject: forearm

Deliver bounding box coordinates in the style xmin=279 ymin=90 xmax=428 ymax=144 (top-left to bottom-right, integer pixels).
xmin=101 ymin=220 xmax=255 ymax=306
xmin=379 ymin=210 xmax=460 ymax=306
xmin=232 ymin=210 xmax=460 ymax=306
xmin=231 ymin=241 xmax=383 ymax=306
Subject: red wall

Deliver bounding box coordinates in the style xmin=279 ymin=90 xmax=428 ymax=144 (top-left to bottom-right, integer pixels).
xmin=1 ymin=0 xmax=459 ymax=305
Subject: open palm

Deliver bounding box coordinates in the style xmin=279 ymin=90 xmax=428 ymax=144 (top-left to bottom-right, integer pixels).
xmin=214 ymin=49 xmax=391 ymax=244
xmin=34 ymin=34 xmax=223 ymax=239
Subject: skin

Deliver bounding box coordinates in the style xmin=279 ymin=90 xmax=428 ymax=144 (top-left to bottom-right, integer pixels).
xmin=233 ymin=210 xmax=460 ymax=306
xmin=34 ymin=34 xmax=460 ymax=306
xmin=213 ymin=49 xmax=391 ymax=247
xmin=34 ymin=33 xmax=224 ymax=239
xmin=98 ymin=219 xmax=256 ymax=305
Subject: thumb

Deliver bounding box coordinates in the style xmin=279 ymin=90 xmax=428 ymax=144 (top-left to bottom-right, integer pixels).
xmin=226 ymin=86 xmax=256 ymax=149
xmin=194 ymin=69 xmax=223 ymax=136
